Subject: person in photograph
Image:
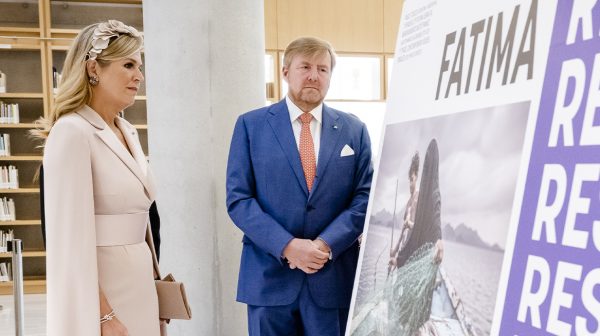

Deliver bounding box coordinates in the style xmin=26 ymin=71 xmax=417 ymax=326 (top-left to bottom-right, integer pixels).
xmin=396 ymin=140 xmax=443 ymax=269
xmin=35 ymin=20 xmax=164 ymax=336
xmin=351 ymin=139 xmax=443 ymax=336
xmin=226 ymin=36 xmax=373 ymax=335
xmin=389 ymin=151 xmax=420 ymax=273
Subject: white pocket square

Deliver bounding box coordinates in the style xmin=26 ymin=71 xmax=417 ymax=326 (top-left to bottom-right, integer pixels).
xmin=340 ymin=144 xmax=355 ymax=157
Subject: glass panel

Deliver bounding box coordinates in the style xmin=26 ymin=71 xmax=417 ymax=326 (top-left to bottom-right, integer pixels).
xmin=387 ymin=56 xmax=394 ymax=89
xmin=280 ymin=55 xmax=382 ymax=101
xmin=325 ymin=101 xmax=386 ymax=156
xmin=50 ymin=2 xmax=143 ymax=31
xmin=0 ymin=1 xmax=39 ymax=28
xmin=328 ymin=56 xmax=381 ymax=100
xmin=280 ymin=54 xmax=287 ymax=98
xmin=265 ymin=54 xmax=275 ymax=100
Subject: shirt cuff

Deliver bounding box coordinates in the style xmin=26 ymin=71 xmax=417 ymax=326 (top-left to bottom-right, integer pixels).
xmin=317 ymin=237 xmax=333 ymax=260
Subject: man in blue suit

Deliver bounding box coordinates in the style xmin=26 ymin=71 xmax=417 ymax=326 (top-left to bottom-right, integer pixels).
xmin=226 ymin=36 xmax=373 ymax=336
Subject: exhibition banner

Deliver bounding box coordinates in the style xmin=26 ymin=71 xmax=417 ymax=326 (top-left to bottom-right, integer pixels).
xmin=347 ymin=0 xmax=600 ymax=335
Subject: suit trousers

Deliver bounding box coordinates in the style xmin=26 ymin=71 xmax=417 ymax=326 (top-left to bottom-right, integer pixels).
xmin=247 ymin=278 xmax=349 ymax=336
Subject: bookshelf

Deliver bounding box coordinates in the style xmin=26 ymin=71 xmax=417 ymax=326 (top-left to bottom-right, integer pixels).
xmin=0 ymin=0 xmax=147 ymax=295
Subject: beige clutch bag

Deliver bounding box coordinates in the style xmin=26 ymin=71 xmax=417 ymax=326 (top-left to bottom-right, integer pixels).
xmin=155 ymin=273 xmax=192 ymax=320
xmin=147 ymin=227 xmax=192 ymax=320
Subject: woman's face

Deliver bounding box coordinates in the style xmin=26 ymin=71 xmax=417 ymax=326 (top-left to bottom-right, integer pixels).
xmin=94 ymin=52 xmax=144 ymax=111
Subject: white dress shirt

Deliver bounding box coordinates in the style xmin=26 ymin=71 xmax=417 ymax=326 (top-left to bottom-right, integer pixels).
xmin=286 ymin=95 xmax=322 ymax=165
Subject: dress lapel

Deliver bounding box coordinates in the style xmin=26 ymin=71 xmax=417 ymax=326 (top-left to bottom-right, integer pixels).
xmin=116 ymin=118 xmax=155 ymax=199
xmin=76 ymin=106 xmax=153 ymax=198
xmin=266 ymin=100 xmax=309 ymax=197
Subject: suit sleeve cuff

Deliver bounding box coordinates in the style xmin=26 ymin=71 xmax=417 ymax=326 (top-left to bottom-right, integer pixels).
xmin=278 ymin=236 xmax=295 ymax=265
xmin=317 ymin=237 xmax=333 ymax=260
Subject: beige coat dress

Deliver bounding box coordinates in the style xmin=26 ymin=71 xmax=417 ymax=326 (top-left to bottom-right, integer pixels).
xmin=44 ymin=105 xmax=160 ymax=336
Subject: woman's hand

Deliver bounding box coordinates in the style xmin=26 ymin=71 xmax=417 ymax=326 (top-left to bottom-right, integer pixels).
xmin=101 ymin=317 xmax=128 ymax=336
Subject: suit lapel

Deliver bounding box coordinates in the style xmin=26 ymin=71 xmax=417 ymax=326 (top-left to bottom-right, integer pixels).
xmin=266 ymin=100 xmax=309 ymax=197
xmin=77 ymin=106 xmax=153 ymax=198
xmin=311 ymin=104 xmax=342 ymax=197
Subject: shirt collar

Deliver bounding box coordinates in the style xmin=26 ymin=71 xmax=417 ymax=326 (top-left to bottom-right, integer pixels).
xmin=286 ymin=95 xmax=322 ymax=124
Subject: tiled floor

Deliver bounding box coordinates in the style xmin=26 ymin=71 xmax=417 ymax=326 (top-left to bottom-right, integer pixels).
xmin=0 ymin=294 xmax=46 ymax=336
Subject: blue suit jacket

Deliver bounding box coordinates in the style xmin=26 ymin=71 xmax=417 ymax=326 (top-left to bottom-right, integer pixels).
xmin=226 ymin=99 xmax=373 ymax=308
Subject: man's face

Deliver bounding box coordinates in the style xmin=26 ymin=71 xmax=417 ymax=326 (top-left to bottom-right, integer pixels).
xmin=282 ymin=51 xmax=332 ymax=112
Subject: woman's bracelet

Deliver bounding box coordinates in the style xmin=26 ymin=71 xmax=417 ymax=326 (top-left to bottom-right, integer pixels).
xmin=100 ymin=310 xmax=116 ymax=324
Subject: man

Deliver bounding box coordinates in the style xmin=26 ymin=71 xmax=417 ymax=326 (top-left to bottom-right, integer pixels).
xmin=226 ymin=37 xmax=373 ymax=335
xmin=389 ymin=151 xmax=419 ymax=272
xmin=392 ymin=144 xmax=443 ymax=271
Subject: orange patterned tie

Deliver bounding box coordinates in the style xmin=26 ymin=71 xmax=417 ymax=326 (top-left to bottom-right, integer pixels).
xmin=299 ymin=113 xmax=316 ymax=191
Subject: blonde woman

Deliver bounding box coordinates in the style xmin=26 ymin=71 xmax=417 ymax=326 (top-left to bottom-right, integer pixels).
xmin=36 ymin=20 xmax=162 ymax=336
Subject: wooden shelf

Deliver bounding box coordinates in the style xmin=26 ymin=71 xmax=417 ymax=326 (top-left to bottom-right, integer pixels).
xmin=0 ymin=251 xmax=46 ymax=258
xmin=50 ymin=44 xmax=71 ymax=51
xmin=0 ymin=277 xmax=46 ymax=295
xmin=0 ymin=156 xmax=42 ymax=162
xmin=0 ymin=123 xmax=38 ymax=129
xmin=0 ymin=28 xmax=42 ymax=50
xmin=0 ymin=93 xmax=44 ymax=99
xmin=0 ymin=188 xmax=39 ymax=194
xmin=0 ymin=42 xmax=41 ymax=51
xmin=0 ymin=27 xmax=41 ymax=35
xmin=135 ymin=95 xmax=146 ymax=100
xmin=51 ymin=0 xmax=142 ymax=4
xmin=133 ymin=124 xmax=147 ymax=130
xmin=0 ymin=220 xmax=41 ymax=226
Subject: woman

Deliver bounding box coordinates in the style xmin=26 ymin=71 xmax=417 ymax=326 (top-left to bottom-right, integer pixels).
xmin=35 ymin=20 xmax=161 ymax=336
xmin=351 ymin=139 xmax=443 ymax=336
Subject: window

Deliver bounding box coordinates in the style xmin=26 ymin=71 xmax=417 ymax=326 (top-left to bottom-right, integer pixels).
xmin=271 ymin=53 xmax=387 ymax=154
xmin=326 ymin=101 xmax=386 ymax=157
xmin=280 ymin=54 xmax=383 ymax=101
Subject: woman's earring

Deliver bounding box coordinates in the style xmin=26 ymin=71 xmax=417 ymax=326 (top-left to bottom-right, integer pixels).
xmin=89 ymin=76 xmax=99 ymax=86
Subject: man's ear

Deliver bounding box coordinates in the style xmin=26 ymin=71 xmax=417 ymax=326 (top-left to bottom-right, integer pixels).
xmin=282 ymin=66 xmax=289 ymax=83
xmin=86 ymin=60 xmax=98 ymax=78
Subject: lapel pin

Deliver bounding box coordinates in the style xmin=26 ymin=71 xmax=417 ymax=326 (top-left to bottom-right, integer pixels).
xmin=333 ymin=125 xmax=338 ymax=129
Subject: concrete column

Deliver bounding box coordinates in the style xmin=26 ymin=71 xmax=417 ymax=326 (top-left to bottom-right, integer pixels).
xmin=142 ymin=1 xmax=265 ymax=334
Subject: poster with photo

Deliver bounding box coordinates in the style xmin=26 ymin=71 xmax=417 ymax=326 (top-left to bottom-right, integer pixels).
xmin=348 ymin=0 xmax=600 ymax=335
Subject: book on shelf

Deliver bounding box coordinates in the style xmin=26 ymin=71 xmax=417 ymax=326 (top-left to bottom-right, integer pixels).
xmin=0 ymin=165 xmax=18 ymax=189
xmin=0 ymin=262 xmax=11 ymax=282
xmin=0 ymin=70 xmax=5 ymax=94
xmin=0 ymin=134 xmax=10 ymax=156
xmin=0 ymin=229 xmax=13 ymax=253
xmin=0 ymin=198 xmax=15 ymax=222
xmin=0 ymin=101 xmax=19 ymax=124
xmin=52 ymin=67 xmax=62 ymax=95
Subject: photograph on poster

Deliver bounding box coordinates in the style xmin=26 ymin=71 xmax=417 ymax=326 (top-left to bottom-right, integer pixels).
xmin=350 ymin=101 xmax=530 ymax=336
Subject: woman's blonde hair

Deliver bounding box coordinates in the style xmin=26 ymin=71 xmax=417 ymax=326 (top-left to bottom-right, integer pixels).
xmin=31 ymin=20 xmax=143 ymax=141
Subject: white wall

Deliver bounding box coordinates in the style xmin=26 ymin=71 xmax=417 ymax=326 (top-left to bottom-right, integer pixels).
xmin=142 ymin=1 xmax=265 ymax=334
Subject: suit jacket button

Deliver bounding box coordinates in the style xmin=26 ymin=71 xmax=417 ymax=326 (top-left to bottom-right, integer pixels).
xmin=306 ymin=205 xmax=314 ymax=211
